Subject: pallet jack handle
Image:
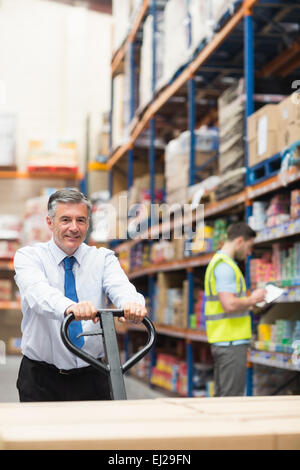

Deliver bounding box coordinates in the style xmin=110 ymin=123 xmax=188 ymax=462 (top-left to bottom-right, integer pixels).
xmin=61 ymin=309 xmax=156 ymax=378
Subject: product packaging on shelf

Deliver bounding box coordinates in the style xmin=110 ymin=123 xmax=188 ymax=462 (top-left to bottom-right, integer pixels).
xmin=22 ymin=195 xmax=51 ymax=245
xmin=27 ymin=139 xmax=78 ymax=173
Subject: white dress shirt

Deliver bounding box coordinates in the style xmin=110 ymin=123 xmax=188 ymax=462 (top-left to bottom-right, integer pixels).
xmin=14 ymin=238 xmax=145 ymax=369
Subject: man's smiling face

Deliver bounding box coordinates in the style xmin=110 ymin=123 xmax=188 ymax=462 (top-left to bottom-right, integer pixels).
xmin=46 ymin=202 xmax=89 ymax=255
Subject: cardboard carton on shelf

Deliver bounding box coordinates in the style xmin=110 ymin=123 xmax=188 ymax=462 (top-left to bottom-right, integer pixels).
xmin=248 ymin=104 xmax=281 ymax=167
xmin=278 ymin=92 xmax=300 ymax=149
xmin=279 ymin=120 xmax=300 ymax=150
xmin=278 ymin=92 xmax=300 ymax=125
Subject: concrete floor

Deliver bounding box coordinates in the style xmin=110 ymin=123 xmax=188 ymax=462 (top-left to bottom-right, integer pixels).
xmin=0 ymin=355 xmax=164 ymax=402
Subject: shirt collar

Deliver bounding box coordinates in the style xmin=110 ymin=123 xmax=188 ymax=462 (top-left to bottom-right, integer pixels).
xmin=49 ymin=237 xmax=86 ymax=266
xmin=217 ymin=250 xmax=237 ymax=264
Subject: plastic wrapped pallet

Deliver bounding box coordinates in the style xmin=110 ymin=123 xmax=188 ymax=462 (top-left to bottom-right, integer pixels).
xmin=215 ymin=167 xmax=246 ymax=201
xmin=139 ymin=11 xmax=164 ymax=111
xmin=189 ymin=0 xmax=214 ymax=54
xmin=112 ymin=0 xmax=144 ymax=52
xmin=123 ymin=50 xmax=139 ymax=140
xmin=212 ymin=0 xmax=237 ymax=28
xmin=112 ymin=0 xmax=131 ymax=52
xmin=159 ymin=0 xmax=190 ymax=88
xmin=112 ymin=74 xmax=125 ymax=150
xmin=218 ymin=79 xmax=245 ymax=174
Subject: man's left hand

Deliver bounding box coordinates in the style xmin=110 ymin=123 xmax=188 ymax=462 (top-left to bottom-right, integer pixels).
xmin=120 ymin=302 xmax=147 ymax=324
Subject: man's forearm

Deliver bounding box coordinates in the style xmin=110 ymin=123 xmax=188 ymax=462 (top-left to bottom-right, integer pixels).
xmin=218 ymin=292 xmax=253 ymax=314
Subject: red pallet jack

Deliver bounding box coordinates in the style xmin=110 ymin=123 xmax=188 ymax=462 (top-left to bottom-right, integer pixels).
xmin=61 ymin=309 xmax=156 ymax=400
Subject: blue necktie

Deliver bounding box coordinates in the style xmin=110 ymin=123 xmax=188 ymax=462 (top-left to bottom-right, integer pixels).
xmin=63 ymin=256 xmax=84 ymax=348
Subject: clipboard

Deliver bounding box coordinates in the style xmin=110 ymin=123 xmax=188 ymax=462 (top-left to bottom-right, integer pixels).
xmin=256 ymin=283 xmax=286 ymax=308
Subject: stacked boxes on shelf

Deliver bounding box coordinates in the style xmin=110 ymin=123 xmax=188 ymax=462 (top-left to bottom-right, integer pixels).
xmin=248 ymin=104 xmax=281 ymax=167
xmin=216 ymin=79 xmax=246 ymax=200
xmin=153 ymin=272 xmax=187 ymax=328
xmin=165 ymin=127 xmax=218 ymax=206
xmin=27 ymin=140 xmax=78 ymax=173
xmin=248 ymin=90 xmax=300 ymax=168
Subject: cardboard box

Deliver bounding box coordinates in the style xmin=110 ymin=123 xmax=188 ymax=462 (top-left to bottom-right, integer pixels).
xmin=278 ymin=92 xmax=300 ymax=125
xmin=248 ymin=104 xmax=281 ymax=167
xmin=0 ymin=396 xmax=300 ymax=450
xmin=279 ymin=120 xmax=300 ymax=149
xmin=278 ymin=93 xmax=300 ymax=149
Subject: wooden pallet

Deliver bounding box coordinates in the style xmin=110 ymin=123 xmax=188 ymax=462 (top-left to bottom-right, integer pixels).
xmin=248 ymin=153 xmax=282 ymax=185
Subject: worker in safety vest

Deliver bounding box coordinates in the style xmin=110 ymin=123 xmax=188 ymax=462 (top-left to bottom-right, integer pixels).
xmin=204 ymin=222 xmax=266 ymax=397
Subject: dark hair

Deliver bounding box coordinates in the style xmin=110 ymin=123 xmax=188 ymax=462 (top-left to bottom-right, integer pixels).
xmin=227 ymin=222 xmax=256 ymax=241
xmin=47 ymin=188 xmax=92 ymax=220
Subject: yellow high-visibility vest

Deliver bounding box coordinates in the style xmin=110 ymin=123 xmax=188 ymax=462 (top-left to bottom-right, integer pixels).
xmin=204 ymin=252 xmax=252 ymax=344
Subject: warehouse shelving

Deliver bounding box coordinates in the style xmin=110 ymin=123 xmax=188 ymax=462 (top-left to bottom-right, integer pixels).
xmin=107 ymin=0 xmax=300 ymax=397
xmin=0 ymin=170 xmax=84 ymax=180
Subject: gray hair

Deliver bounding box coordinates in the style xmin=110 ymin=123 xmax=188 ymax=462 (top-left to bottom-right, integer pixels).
xmin=47 ymin=188 xmax=92 ymax=220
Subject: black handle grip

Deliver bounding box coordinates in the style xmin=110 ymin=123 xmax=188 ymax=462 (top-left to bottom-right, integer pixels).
xmin=60 ymin=309 xmax=156 ymax=375
xmin=61 ymin=312 xmax=110 ymax=375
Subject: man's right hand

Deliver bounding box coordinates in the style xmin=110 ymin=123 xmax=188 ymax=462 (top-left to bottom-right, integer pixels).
xmin=65 ymin=301 xmax=99 ymax=323
xmin=249 ymin=288 xmax=266 ymax=306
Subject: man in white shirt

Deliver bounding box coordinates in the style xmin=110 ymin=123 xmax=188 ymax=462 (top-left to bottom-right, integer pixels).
xmin=14 ymin=188 xmax=147 ymax=402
